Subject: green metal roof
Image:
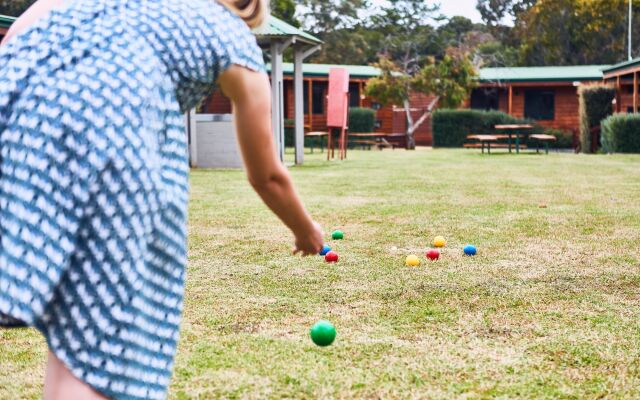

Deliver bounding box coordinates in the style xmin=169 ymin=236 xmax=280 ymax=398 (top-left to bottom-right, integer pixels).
xmin=479 ymin=65 xmax=609 ymax=83
xmin=0 ymin=14 xmax=16 ymax=29
xmin=267 ymin=63 xmax=382 ymax=78
xmin=254 ymin=16 xmax=322 ymax=45
xmin=602 ymin=58 xmax=640 ymax=75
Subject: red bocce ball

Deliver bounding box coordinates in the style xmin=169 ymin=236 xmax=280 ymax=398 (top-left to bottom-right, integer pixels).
xmin=426 ymin=249 xmax=440 ymax=261
xmin=325 ymin=251 xmax=339 ymax=263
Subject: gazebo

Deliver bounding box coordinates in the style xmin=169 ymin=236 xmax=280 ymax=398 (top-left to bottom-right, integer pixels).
xmin=185 ymin=16 xmax=322 ymax=167
xmin=0 ymin=15 xmax=16 ymax=41
xmin=254 ymin=16 xmax=322 ymax=165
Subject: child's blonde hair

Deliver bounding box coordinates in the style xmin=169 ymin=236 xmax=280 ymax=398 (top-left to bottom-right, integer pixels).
xmin=218 ymin=0 xmax=269 ymax=29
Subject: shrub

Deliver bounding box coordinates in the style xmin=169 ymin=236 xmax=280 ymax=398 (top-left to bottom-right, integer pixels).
xmin=284 ymin=119 xmax=295 ymax=147
xmin=601 ymin=114 xmax=640 ymax=153
xmin=349 ymin=108 xmax=376 ymax=133
xmin=578 ymin=85 xmax=615 ymax=153
xmin=432 ymin=109 xmax=521 ymax=147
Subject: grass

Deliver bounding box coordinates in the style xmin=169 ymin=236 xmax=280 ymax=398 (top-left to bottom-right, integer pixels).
xmin=2 ymin=148 xmax=640 ymax=399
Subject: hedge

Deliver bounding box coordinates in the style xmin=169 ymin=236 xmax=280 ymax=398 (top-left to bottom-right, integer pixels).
xmin=578 ymin=85 xmax=615 ymax=153
xmin=349 ymin=107 xmax=376 ymax=133
xmin=433 ymin=109 xmax=521 ymax=147
xmin=601 ymin=114 xmax=640 ymax=153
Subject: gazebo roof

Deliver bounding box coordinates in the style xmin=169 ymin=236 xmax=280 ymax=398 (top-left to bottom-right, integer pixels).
xmin=253 ymin=16 xmax=322 ymax=46
xmin=268 ymin=63 xmax=382 ymax=78
xmin=0 ymin=14 xmax=16 ymax=29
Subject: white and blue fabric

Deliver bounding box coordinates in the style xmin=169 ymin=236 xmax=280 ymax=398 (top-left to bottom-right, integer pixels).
xmin=0 ymin=0 xmax=264 ymax=398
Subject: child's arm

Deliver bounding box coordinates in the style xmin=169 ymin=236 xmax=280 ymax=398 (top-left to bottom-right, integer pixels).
xmin=0 ymin=0 xmax=64 ymax=45
xmin=219 ymin=66 xmax=324 ymax=256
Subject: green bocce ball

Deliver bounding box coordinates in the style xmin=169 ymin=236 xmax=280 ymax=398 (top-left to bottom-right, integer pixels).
xmin=331 ymin=230 xmax=344 ymax=240
xmin=310 ymin=320 xmax=336 ymax=347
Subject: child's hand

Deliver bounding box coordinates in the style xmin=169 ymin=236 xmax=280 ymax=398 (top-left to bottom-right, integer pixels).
xmin=293 ymin=221 xmax=324 ymax=257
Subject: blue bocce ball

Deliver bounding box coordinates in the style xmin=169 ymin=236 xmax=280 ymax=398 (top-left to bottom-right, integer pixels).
xmin=319 ymin=244 xmax=331 ymax=256
xmin=464 ymin=245 xmax=477 ymax=256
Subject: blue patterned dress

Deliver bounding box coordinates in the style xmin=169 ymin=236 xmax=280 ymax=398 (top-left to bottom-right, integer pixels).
xmin=0 ymin=0 xmax=264 ymax=398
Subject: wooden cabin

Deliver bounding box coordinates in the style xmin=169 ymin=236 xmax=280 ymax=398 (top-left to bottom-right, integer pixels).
xmin=471 ymin=65 xmax=608 ymax=138
xmin=200 ymin=63 xmax=436 ymax=146
xmin=0 ymin=15 xmax=15 ymax=41
xmin=603 ymin=59 xmax=640 ymax=113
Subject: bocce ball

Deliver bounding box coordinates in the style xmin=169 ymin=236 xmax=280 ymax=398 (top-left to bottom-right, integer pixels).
xmin=433 ymin=236 xmax=447 ymax=248
xmin=405 ymin=255 xmax=421 ymax=267
xmin=332 ymin=230 xmax=344 ymax=240
xmin=426 ymin=249 xmax=440 ymax=261
xmin=325 ymin=251 xmax=339 ymax=263
xmin=319 ymin=244 xmax=331 ymax=256
xmin=310 ymin=320 xmax=337 ymax=347
xmin=464 ymin=245 xmax=477 ymax=256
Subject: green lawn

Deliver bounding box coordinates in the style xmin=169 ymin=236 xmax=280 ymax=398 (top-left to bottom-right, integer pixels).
xmin=2 ymin=149 xmax=640 ymax=399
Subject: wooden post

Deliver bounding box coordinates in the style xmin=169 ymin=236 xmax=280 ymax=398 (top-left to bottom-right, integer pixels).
xmin=634 ymin=71 xmax=638 ymax=113
xmin=270 ymin=41 xmax=285 ymax=162
xmin=293 ymin=46 xmax=305 ymax=165
xmin=617 ymin=76 xmax=622 ymax=113
xmin=307 ymin=79 xmax=313 ymax=131
xmin=186 ymin=109 xmax=197 ymax=168
xmin=508 ymin=85 xmax=513 ymax=115
xmin=359 ymin=81 xmax=364 ymax=107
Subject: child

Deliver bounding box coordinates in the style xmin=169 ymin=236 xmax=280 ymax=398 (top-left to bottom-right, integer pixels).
xmin=0 ymin=0 xmax=324 ymax=399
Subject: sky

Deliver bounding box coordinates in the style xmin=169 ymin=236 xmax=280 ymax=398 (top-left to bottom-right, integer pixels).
xmin=429 ymin=0 xmax=483 ymax=23
xmin=369 ymin=0 xmax=484 ymax=24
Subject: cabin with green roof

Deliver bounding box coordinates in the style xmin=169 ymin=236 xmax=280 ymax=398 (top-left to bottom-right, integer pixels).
xmin=0 ymin=15 xmax=16 ymax=40
xmin=602 ymin=58 xmax=640 ymax=114
xmin=471 ymin=65 xmax=609 ymax=137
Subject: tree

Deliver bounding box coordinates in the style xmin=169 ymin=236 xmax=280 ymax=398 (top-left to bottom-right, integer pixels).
xmin=365 ymin=51 xmax=477 ymax=149
xmin=515 ymin=0 xmax=640 ymax=66
xmin=476 ymin=0 xmax=537 ymax=26
xmin=270 ymin=0 xmax=300 ymax=27
xmin=0 ymin=0 xmax=34 ymax=16
xmin=297 ymin=0 xmax=370 ymax=63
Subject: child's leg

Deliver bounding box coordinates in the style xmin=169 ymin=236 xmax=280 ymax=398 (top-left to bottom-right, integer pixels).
xmin=44 ymin=351 xmax=108 ymax=400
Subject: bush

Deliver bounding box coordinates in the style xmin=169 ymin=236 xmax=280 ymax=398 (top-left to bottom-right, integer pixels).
xmin=349 ymin=108 xmax=376 ymax=133
xmin=284 ymin=119 xmax=295 ymax=147
xmin=579 ymin=85 xmax=615 ymax=153
xmin=432 ymin=109 xmax=522 ymax=147
xmin=601 ymin=114 xmax=640 ymax=153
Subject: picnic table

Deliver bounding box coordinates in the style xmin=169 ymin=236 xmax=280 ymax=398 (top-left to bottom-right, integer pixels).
xmin=305 ymin=131 xmax=328 ymax=153
xmin=348 ymin=133 xmax=394 ymax=150
xmin=495 ymin=124 xmax=534 ymax=154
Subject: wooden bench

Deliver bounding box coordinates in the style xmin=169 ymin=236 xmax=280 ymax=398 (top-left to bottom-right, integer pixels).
xmin=466 ymin=135 xmax=498 ymax=154
xmin=305 ymin=131 xmax=328 ymax=153
xmin=529 ymin=134 xmax=557 ymax=154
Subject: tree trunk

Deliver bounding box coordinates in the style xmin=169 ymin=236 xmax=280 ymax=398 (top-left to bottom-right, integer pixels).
xmin=403 ymin=97 xmax=440 ymax=150
xmin=403 ymin=99 xmax=416 ymax=150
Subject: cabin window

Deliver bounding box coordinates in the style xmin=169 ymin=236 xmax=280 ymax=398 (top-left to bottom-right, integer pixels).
xmin=349 ymin=82 xmax=360 ymax=108
xmin=524 ymin=89 xmax=555 ymax=121
xmin=303 ymin=83 xmax=309 ymax=114
xmin=312 ymin=82 xmax=325 ymax=115
xmin=470 ymin=88 xmax=500 ymax=111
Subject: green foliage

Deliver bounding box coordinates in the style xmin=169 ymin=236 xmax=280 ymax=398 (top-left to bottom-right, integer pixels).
xmin=601 ymin=114 xmax=640 ymax=153
xmin=432 ymin=109 xmax=520 ymax=147
xmin=364 ymin=57 xmax=412 ymax=107
xmin=348 ymin=108 xmax=376 ymax=133
xmin=270 ymin=0 xmax=299 ymax=28
xmin=366 ymin=52 xmax=477 ymax=110
xmin=0 ymin=0 xmax=34 ymax=16
xmin=579 ymin=85 xmax=615 ymax=153
xmin=415 ymin=52 xmax=478 ymax=109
